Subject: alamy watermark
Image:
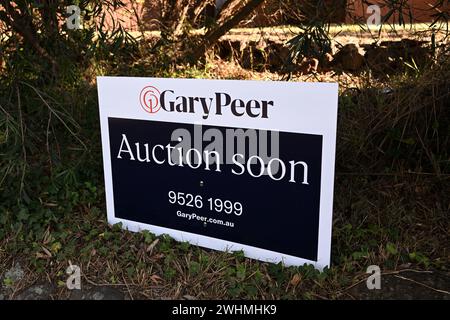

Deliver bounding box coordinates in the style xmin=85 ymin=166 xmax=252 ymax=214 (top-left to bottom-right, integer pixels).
xmin=66 ymin=264 xmax=81 ymax=290
xmin=115 ymin=124 xmax=312 ymax=184
xmin=367 ymin=5 xmax=382 ymax=26
xmin=66 ymin=5 xmax=82 ymax=30
xmin=366 ymin=265 xmax=381 ymax=290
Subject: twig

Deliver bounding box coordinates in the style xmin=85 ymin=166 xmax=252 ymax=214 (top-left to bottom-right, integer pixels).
xmin=338 ymin=277 xmax=367 ymax=294
xmin=16 ymin=87 xmax=27 ymax=194
xmin=383 ymin=269 xmax=433 ymax=274
xmin=82 ymin=274 xmax=141 ymax=287
xmin=122 ymin=273 xmax=134 ymax=300
xmin=21 ymin=82 xmax=87 ymax=150
xmin=336 ymin=171 xmax=450 ymax=177
xmin=394 ymin=275 xmax=450 ymax=295
xmin=338 ymin=269 xmax=435 ymax=294
xmin=46 ymin=109 xmax=53 ymax=174
xmin=309 ymin=292 xmax=329 ymax=300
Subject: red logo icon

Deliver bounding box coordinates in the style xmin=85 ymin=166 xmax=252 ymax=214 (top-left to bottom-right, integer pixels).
xmin=140 ymin=86 xmax=161 ymax=114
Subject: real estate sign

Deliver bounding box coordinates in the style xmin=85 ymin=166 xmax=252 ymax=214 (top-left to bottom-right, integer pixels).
xmin=97 ymin=77 xmax=338 ymax=269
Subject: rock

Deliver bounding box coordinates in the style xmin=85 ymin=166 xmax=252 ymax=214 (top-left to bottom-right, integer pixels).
xmin=364 ymin=44 xmax=397 ymax=75
xmin=217 ymin=39 xmax=294 ymax=72
xmin=382 ymin=39 xmax=432 ymax=68
xmin=216 ymin=40 xmax=243 ymax=60
xmin=333 ymin=43 xmax=364 ymax=72
xmin=15 ymin=283 xmax=54 ymax=300
xmin=297 ymin=57 xmax=319 ymax=74
xmin=406 ymin=45 xmax=433 ymax=69
xmin=69 ymin=286 xmax=125 ymax=300
xmin=266 ymin=41 xmax=291 ymax=72
xmin=217 ymin=40 xmax=267 ymax=71
xmin=364 ymin=39 xmax=433 ymax=76
xmin=240 ymin=42 xmax=267 ymax=71
xmin=3 ymin=263 xmax=25 ymax=287
xmin=348 ymin=271 xmax=450 ymax=300
xmin=0 ymin=293 xmax=4 ymax=300
xmin=319 ymin=53 xmax=334 ymax=72
xmin=380 ymin=39 xmax=427 ymax=49
xmin=216 ymin=39 xmax=336 ymax=74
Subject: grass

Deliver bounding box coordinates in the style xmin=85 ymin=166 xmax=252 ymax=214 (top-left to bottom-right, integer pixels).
xmin=0 ymin=29 xmax=449 ymax=300
xmin=1 ymin=168 xmax=447 ymax=299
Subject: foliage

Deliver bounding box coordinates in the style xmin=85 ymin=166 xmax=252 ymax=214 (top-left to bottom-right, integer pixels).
xmin=0 ymin=1 xmax=140 ymax=208
xmin=287 ymin=22 xmax=332 ymax=63
xmin=338 ymin=59 xmax=450 ymax=175
xmin=286 ymin=0 xmax=449 ymax=64
xmin=150 ymin=0 xmax=266 ymax=63
xmin=0 ymin=0 xmax=137 ymax=82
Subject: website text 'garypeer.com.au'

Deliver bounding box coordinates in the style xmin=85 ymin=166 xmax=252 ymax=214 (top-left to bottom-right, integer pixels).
xmin=176 ymin=210 xmax=235 ymax=228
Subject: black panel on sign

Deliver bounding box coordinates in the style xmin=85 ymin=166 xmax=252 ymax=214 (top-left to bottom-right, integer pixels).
xmin=108 ymin=117 xmax=322 ymax=261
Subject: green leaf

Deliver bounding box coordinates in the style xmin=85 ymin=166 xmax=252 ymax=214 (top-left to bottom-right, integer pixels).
xmin=236 ymin=264 xmax=246 ymax=280
xmin=402 ymin=138 xmax=416 ymax=145
xmin=352 ymin=251 xmax=365 ymax=260
xmin=17 ymin=208 xmax=29 ymax=221
xmin=3 ymin=277 xmax=13 ymax=286
xmin=189 ymin=261 xmax=200 ymax=275
xmin=51 ymin=242 xmax=62 ymax=254
xmin=244 ymin=284 xmax=258 ymax=297
xmin=386 ymin=243 xmax=398 ymax=255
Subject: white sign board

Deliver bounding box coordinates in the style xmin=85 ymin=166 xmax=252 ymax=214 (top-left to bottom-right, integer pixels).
xmin=97 ymin=76 xmax=338 ymax=270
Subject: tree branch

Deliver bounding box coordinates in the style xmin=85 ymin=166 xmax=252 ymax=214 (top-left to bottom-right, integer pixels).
xmin=0 ymin=0 xmax=58 ymax=72
xmin=190 ymin=0 xmax=265 ymax=62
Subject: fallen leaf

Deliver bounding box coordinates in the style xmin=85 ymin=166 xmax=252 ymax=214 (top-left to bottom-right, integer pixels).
xmin=150 ymin=274 xmax=163 ymax=284
xmin=41 ymin=246 xmax=52 ymax=258
xmin=146 ymin=238 xmax=159 ymax=254
xmin=290 ymin=274 xmax=301 ymax=287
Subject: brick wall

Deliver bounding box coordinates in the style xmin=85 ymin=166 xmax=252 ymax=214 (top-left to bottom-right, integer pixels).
xmin=346 ymin=0 xmax=450 ymax=24
xmin=104 ymin=0 xmax=449 ymax=32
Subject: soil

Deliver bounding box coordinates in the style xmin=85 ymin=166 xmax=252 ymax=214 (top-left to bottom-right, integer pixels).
xmin=1 ymin=265 xmax=449 ymax=300
xmin=347 ymin=270 xmax=450 ymax=300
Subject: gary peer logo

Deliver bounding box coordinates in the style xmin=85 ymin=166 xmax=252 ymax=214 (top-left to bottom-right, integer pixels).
xmin=140 ymin=86 xmax=161 ymax=114
xmin=139 ymin=85 xmax=274 ymax=119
